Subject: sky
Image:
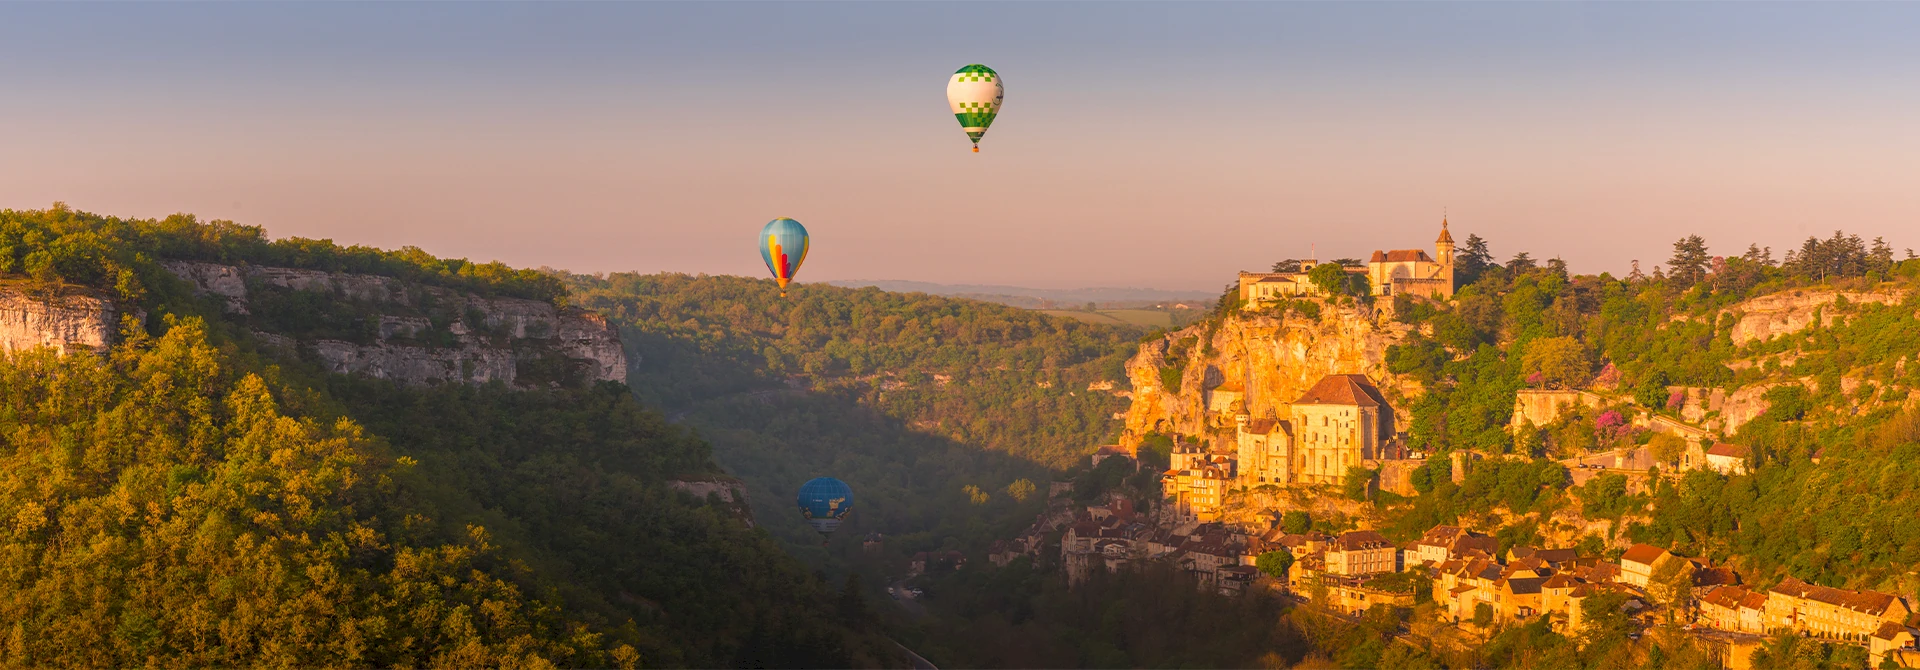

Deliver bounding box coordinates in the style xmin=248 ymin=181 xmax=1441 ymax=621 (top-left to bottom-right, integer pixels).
xmin=3 ymin=2 xmax=1919 ymax=291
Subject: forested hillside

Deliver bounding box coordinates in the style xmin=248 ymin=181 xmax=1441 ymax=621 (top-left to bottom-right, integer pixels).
xmin=1378 ymin=232 xmax=1920 ymax=588
xmin=563 ymin=272 xmax=1137 ymax=558
xmin=0 ymin=206 xmax=898 ymax=667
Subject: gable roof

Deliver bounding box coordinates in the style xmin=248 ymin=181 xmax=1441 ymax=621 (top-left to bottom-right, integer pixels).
xmin=1373 ymin=249 xmax=1436 ymax=264
xmin=1505 ymin=577 xmax=1546 ymax=596
xmin=1294 ymin=374 xmax=1388 ymax=408
xmin=1769 ymin=577 xmax=1904 ymax=616
xmin=1706 ymin=443 xmax=1750 ymax=459
xmin=1245 ymin=418 xmax=1291 ymax=436
xmin=1621 ymin=544 xmax=1669 ymax=566
xmin=1332 ymin=530 xmax=1393 ymax=552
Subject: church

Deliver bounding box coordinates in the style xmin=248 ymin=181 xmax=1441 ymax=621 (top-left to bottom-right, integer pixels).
xmin=1236 ymin=218 xmax=1459 ymax=304
xmin=1234 ymin=374 xmax=1399 ymax=487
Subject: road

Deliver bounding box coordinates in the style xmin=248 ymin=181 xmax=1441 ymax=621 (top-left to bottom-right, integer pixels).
xmin=891 ymin=640 xmax=938 ymax=670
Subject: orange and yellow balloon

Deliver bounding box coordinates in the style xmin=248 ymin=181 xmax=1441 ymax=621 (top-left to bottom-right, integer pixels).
xmin=758 ymin=217 xmax=810 ymax=297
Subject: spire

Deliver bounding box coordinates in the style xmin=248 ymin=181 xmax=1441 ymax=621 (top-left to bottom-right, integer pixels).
xmin=1436 ymin=216 xmax=1455 ymax=245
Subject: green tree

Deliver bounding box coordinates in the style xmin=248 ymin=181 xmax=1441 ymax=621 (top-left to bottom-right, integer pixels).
xmin=1667 ymin=234 xmax=1711 ymax=286
xmin=1309 ymin=262 xmax=1352 ymax=296
xmin=1473 ymin=602 xmax=1495 ymax=628
xmin=964 ymin=484 xmax=990 ymax=505
xmin=1521 ymin=336 xmax=1591 ymax=389
xmin=1647 ymin=556 xmax=1695 ymax=619
xmin=1007 ymin=478 xmax=1036 ymax=502
xmin=1282 ymin=511 xmax=1313 ymax=535
xmin=1344 ymin=466 xmax=1377 ymax=501
xmin=1648 ymin=433 xmax=1687 ymax=469
xmin=1255 ymin=550 xmax=1295 ymax=581
xmin=1457 ymin=234 xmax=1495 ymax=286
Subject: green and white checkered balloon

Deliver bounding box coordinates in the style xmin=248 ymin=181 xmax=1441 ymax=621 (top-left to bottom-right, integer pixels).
xmin=945 ymin=64 xmax=1003 ymax=151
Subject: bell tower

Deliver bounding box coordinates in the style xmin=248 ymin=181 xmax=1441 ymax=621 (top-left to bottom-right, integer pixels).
xmin=1435 ymin=217 xmax=1456 ymax=295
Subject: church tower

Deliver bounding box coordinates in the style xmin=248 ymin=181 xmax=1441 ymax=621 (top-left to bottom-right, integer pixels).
xmin=1435 ymin=218 xmax=1456 ymax=294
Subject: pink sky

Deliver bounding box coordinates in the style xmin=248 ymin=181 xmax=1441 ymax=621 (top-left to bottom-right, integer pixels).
xmin=4 ymin=3 xmax=1918 ymax=290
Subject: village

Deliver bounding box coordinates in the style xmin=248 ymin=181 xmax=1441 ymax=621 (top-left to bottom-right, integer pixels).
xmin=956 ymin=361 xmax=1918 ymax=669
xmin=943 ymin=221 xmax=1917 ymax=669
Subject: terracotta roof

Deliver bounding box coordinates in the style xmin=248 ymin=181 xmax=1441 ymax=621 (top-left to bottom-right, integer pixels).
xmin=1513 ymin=547 xmax=1579 ymax=564
xmin=1333 ymin=530 xmax=1393 ymax=552
xmin=1256 ymin=275 xmax=1303 ymax=284
xmin=1706 ymin=443 xmax=1750 ymax=458
xmin=1437 ymin=219 xmax=1454 ymax=244
xmin=1420 ymin=525 xmax=1465 ymax=544
xmin=1621 ymin=544 xmax=1668 ymax=566
xmin=1542 ymin=574 xmax=1578 ymax=589
xmin=1375 ymin=249 xmax=1435 ymax=264
xmin=1876 ymin=622 xmax=1913 ymax=642
xmin=1246 ymin=418 xmax=1290 ymax=435
xmin=1369 ymin=251 xmax=1387 ymax=263
xmin=1740 ymin=591 xmax=1769 ymax=610
xmin=1294 ymin=374 xmax=1388 ymax=408
xmin=1701 ymin=585 xmax=1750 ymax=610
xmin=1769 ymin=577 xmax=1903 ymax=615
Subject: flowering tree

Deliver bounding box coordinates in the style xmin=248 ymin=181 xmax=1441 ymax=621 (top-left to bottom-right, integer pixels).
xmin=1596 ymin=410 xmax=1627 ymax=441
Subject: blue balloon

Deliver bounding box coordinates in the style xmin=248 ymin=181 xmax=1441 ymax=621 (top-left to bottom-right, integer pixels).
xmin=796 ymin=477 xmax=854 ymax=535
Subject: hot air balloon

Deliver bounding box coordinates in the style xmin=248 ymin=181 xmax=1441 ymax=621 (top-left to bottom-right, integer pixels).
xmin=759 ymin=217 xmax=810 ymax=297
xmin=796 ymin=477 xmax=853 ymax=543
xmin=946 ymin=64 xmax=1003 ymax=152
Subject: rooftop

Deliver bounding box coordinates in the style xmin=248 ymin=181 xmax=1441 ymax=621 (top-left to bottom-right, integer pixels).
xmin=1294 ymin=374 xmax=1388 ymax=408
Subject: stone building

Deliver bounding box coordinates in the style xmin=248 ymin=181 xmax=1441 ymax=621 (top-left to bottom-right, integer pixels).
xmin=1235 ymin=218 xmax=1459 ymax=305
xmin=1227 ymin=373 xmax=1398 ymax=487
xmin=1290 ymin=374 xmax=1395 ymax=485
xmin=1366 ymin=219 xmax=1457 ymax=300
xmin=1325 ymin=530 xmax=1398 ymax=576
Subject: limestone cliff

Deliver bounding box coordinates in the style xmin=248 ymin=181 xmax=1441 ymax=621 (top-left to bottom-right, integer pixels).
xmin=163 ymin=261 xmax=627 ymax=388
xmin=1121 ymin=301 xmax=1419 ymax=448
xmin=0 ymin=287 xmax=121 ymax=355
xmin=1725 ymin=288 xmax=1909 ymax=346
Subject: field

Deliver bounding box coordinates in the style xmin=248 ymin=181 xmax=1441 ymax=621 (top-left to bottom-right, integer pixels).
xmin=1039 ymin=308 xmax=1177 ymax=328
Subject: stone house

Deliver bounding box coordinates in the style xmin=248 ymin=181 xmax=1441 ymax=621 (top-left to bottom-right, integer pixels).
xmin=1325 ymin=530 xmax=1398 ymax=576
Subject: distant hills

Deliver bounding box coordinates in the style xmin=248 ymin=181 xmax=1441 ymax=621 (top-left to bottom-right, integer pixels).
xmin=826 ymin=279 xmax=1218 ymax=309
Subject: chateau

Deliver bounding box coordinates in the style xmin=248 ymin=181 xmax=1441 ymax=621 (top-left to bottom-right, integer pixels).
xmin=1237 ymin=218 xmax=1459 ymax=304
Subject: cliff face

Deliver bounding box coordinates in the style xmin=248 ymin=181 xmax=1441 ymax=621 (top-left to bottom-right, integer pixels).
xmin=1121 ymin=302 xmax=1418 ymax=447
xmin=1725 ymin=288 xmax=1909 ymax=346
xmin=0 ymin=287 xmax=120 ymax=355
xmin=163 ymin=261 xmax=627 ymax=388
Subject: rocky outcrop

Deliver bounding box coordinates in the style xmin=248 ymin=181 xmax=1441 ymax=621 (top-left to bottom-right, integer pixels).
xmin=1725 ymin=288 xmax=1909 ymax=347
xmin=163 ymin=261 xmax=627 ymax=388
xmin=1121 ymin=301 xmax=1417 ymax=447
xmin=669 ymin=477 xmax=755 ymax=526
xmin=0 ymin=288 xmax=119 ymax=355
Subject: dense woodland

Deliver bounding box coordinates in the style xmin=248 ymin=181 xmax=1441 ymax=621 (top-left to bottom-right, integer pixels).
xmin=0 ymin=207 xmax=897 ymax=667
xmin=561 ymin=272 xmax=1137 ymax=556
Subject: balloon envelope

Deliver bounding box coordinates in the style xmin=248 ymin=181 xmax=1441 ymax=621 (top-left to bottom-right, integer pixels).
xmin=946 ymin=64 xmax=1003 ymax=149
xmin=759 ymin=217 xmax=810 ymax=294
xmin=796 ymin=477 xmax=853 ymax=535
